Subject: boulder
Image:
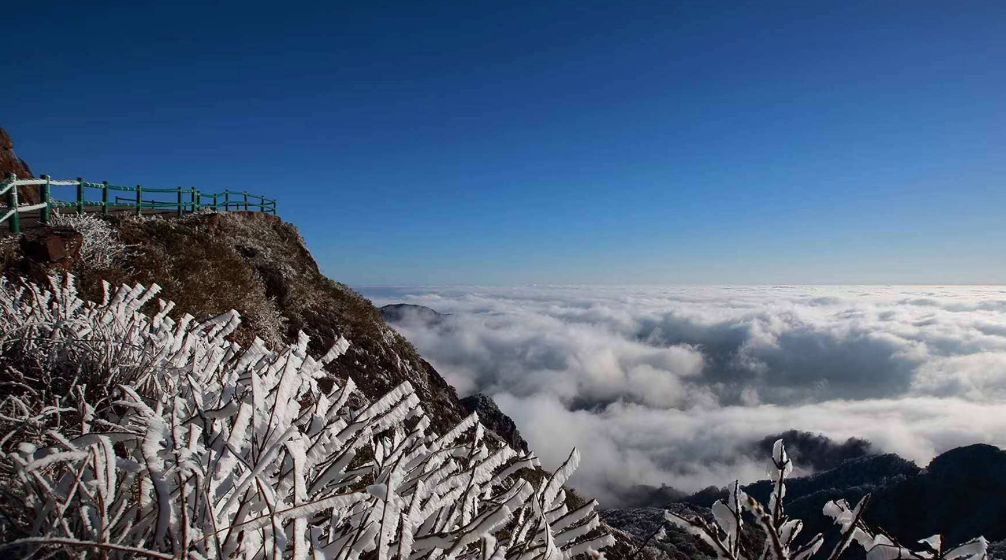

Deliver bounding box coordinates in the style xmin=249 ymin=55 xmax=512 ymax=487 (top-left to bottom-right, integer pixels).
xmin=19 ymin=227 xmax=83 ymax=271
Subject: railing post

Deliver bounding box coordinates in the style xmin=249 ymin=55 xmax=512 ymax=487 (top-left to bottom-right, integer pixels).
xmin=41 ymin=174 xmax=52 ymax=224
xmin=195 ymin=189 xmax=201 ymax=212
xmin=224 ymin=191 xmax=230 ymax=211
xmin=76 ymin=177 xmax=85 ymax=215
xmin=102 ymin=182 xmax=109 ymax=216
xmin=177 ymin=187 xmax=184 ymax=217
xmin=243 ymin=191 xmax=249 ymax=211
xmin=136 ymin=184 xmax=142 ymax=216
xmin=8 ymin=174 xmax=20 ymax=234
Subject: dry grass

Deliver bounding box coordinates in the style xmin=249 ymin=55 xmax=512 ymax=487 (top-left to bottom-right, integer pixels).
xmin=1 ymin=211 xmax=464 ymax=432
xmin=0 ymin=236 xmax=19 ymax=272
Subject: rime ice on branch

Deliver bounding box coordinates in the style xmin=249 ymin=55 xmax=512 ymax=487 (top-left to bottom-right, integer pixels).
xmin=0 ymin=275 xmax=613 ymax=559
xmin=665 ymin=439 xmax=988 ymax=560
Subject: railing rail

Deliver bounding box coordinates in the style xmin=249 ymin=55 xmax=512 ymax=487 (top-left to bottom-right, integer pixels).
xmin=0 ymin=174 xmax=277 ymax=233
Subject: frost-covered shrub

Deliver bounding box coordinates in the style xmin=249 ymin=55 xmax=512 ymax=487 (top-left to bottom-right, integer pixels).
xmin=0 ymin=235 xmax=19 ymax=271
xmin=0 ymin=276 xmax=613 ymax=559
xmin=0 ymin=277 xmax=172 ymax=447
xmin=50 ymin=211 xmax=125 ymax=268
xmin=665 ymin=441 xmax=988 ymax=560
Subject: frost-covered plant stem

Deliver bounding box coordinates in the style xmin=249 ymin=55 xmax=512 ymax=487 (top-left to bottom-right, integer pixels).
xmin=0 ymin=275 xmax=612 ymax=559
xmin=665 ymin=439 xmax=987 ymax=560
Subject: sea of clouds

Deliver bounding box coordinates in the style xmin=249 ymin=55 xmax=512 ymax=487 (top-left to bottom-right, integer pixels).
xmin=362 ymin=285 xmax=1006 ymax=506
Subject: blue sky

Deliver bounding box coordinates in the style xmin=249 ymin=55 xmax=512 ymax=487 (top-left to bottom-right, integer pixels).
xmin=4 ymin=1 xmax=1005 ymax=285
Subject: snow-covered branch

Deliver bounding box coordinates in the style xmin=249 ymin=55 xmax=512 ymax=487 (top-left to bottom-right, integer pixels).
xmin=0 ymin=275 xmax=612 ymax=559
xmin=665 ymin=439 xmax=987 ymax=560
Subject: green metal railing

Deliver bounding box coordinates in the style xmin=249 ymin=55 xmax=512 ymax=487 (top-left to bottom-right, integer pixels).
xmin=0 ymin=174 xmax=277 ymax=233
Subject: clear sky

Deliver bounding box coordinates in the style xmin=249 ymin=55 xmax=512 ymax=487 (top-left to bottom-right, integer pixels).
xmin=4 ymin=1 xmax=1005 ymax=285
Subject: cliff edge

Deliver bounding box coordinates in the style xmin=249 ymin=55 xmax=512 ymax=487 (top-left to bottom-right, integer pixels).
xmin=3 ymin=211 xmax=467 ymax=433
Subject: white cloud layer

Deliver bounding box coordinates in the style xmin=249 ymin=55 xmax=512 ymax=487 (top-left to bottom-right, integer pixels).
xmin=363 ymin=285 xmax=1006 ymax=506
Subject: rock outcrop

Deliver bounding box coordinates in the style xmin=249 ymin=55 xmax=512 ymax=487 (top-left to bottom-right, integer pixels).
xmin=0 ymin=124 xmax=671 ymax=558
xmin=0 ymin=128 xmax=41 ymax=204
xmin=2 ymin=211 xmax=468 ymax=432
xmin=459 ymin=393 xmax=529 ymax=452
xmin=18 ymin=227 xmax=83 ymax=273
xmin=0 ymin=212 xmax=648 ymax=557
xmin=95 ymin=212 xmax=471 ymax=433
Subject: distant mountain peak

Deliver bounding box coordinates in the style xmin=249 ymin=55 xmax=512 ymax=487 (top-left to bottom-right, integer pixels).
xmin=752 ymin=429 xmax=875 ymax=472
xmin=926 ymin=443 xmax=1006 ymax=476
xmin=380 ymin=303 xmax=449 ymax=325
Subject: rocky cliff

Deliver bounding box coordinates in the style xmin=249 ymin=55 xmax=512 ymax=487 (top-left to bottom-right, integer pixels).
xmin=1 ymin=210 xmax=658 ymax=558
xmin=0 ymin=128 xmax=41 ymax=204
xmin=0 ymin=127 xmax=681 ymax=559
xmin=6 ymin=211 xmax=470 ymax=434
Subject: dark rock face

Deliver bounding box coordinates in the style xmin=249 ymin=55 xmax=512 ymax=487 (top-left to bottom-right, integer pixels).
xmin=19 ymin=227 xmax=83 ymax=272
xmin=381 ymin=303 xmax=448 ymax=325
xmin=867 ymin=444 xmax=1006 ymax=547
xmin=459 ymin=393 xmax=529 ymax=452
xmin=0 ymin=128 xmax=41 ymax=204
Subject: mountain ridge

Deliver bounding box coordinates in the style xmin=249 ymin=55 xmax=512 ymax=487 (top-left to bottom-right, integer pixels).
xmin=605 ymin=442 xmax=1006 ymax=558
xmin=1 ymin=208 xmax=655 ymax=558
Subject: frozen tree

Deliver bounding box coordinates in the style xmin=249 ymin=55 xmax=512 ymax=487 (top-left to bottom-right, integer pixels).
xmin=824 ymin=499 xmax=988 ymax=560
xmin=0 ymin=275 xmax=613 ymax=559
xmin=665 ymin=440 xmax=987 ymax=560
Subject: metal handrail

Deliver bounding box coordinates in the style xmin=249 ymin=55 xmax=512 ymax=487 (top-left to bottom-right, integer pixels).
xmin=0 ymin=174 xmax=278 ymax=233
